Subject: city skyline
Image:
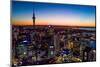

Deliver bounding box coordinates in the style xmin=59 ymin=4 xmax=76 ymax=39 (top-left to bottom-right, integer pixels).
xmin=11 ymin=1 xmax=96 ymax=66
xmin=12 ymin=1 xmax=96 ymax=27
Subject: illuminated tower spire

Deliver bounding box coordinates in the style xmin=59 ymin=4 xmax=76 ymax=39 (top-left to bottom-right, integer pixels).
xmin=32 ymin=8 xmax=35 ymax=27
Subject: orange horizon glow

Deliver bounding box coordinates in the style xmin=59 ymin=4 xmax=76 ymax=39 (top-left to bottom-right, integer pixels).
xmin=12 ymin=20 xmax=96 ymax=27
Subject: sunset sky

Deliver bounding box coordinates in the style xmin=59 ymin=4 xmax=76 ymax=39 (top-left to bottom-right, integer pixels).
xmin=12 ymin=1 xmax=96 ymax=27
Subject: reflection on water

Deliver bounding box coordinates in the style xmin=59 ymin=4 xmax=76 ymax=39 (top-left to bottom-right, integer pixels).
xmin=80 ymin=28 xmax=96 ymax=31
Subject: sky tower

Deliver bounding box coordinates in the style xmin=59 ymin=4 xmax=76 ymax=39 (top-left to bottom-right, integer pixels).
xmin=32 ymin=8 xmax=35 ymax=27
